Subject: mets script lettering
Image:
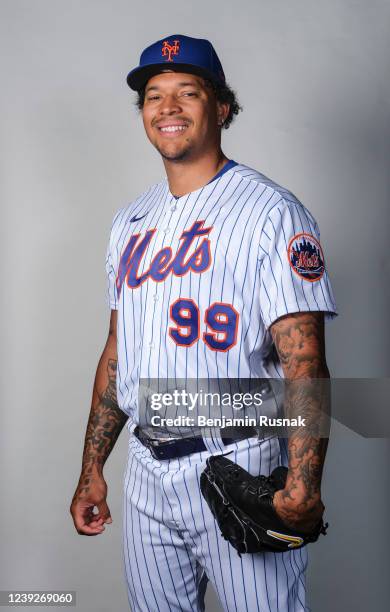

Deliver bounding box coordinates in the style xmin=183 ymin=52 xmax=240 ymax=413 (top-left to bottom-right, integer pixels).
xmin=293 ymin=251 xmax=320 ymax=269
xmin=116 ymin=220 xmax=212 ymax=294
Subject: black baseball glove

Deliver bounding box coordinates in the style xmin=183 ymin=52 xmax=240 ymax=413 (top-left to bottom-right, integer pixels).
xmin=200 ymin=454 xmax=327 ymax=555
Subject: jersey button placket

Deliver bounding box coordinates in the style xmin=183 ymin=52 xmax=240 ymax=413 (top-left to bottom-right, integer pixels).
xmin=146 ymin=196 xmax=177 ymax=359
xmin=140 ymin=196 xmax=170 ymax=357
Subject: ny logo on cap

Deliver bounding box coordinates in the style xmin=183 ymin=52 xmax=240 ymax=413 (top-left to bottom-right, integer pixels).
xmin=161 ymin=39 xmax=180 ymax=62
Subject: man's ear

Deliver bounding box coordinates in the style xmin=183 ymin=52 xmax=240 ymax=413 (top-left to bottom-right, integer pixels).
xmin=217 ymin=102 xmax=230 ymax=127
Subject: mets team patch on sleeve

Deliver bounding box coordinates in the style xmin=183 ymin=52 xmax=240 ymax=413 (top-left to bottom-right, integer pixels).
xmin=287 ymin=233 xmax=325 ymax=282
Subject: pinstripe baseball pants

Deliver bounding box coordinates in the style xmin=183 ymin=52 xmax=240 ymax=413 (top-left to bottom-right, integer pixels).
xmin=123 ymin=434 xmax=308 ymax=612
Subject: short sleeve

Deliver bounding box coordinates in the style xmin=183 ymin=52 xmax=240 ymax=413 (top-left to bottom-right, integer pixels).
xmin=258 ymin=198 xmax=337 ymax=328
xmin=105 ymin=211 xmax=122 ymax=311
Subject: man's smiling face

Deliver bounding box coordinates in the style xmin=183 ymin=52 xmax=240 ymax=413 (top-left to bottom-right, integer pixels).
xmin=141 ymin=71 xmax=226 ymax=162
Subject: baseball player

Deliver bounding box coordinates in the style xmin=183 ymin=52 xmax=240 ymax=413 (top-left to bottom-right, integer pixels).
xmin=70 ymin=34 xmax=337 ymax=612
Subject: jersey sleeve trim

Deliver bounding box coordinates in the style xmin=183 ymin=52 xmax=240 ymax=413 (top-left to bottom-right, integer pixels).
xmin=263 ymin=299 xmax=338 ymax=330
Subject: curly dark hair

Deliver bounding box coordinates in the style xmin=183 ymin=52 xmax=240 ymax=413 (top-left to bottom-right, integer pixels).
xmin=135 ymin=78 xmax=242 ymax=129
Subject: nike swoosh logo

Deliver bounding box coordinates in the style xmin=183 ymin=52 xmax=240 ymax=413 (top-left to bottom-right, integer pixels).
xmin=130 ymin=212 xmax=148 ymax=223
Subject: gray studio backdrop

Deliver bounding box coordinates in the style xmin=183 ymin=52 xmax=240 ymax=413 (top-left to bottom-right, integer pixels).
xmin=1 ymin=1 xmax=389 ymax=611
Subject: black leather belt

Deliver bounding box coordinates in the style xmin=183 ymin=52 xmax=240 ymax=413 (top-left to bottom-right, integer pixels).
xmin=133 ymin=425 xmax=258 ymax=460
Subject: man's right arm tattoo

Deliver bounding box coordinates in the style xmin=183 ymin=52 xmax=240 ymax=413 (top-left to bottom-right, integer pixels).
xmin=74 ymin=357 xmax=128 ymax=500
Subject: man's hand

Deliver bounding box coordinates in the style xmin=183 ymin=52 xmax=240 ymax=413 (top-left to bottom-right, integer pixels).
xmin=273 ymin=487 xmax=324 ymax=533
xmin=70 ymin=466 xmax=112 ymax=536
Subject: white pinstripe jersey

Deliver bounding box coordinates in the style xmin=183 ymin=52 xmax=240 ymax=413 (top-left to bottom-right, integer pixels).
xmin=106 ymin=162 xmax=337 ymax=422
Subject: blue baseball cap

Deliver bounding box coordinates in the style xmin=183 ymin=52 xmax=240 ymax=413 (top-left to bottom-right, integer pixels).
xmin=127 ymin=34 xmax=226 ymax=91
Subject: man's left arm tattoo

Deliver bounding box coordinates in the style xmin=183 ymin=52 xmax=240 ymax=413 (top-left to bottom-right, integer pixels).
xmin=271 ymin=312 xmax=331 ymax=511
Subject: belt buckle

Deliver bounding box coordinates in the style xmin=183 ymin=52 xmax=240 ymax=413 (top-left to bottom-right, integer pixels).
xmin=139 ymin=431 xmax=178 ymax=459
xmin=150 ymin=437 xmax=181 ymax=460
xmin=135 ymin=426 xmax=206 ymax=459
